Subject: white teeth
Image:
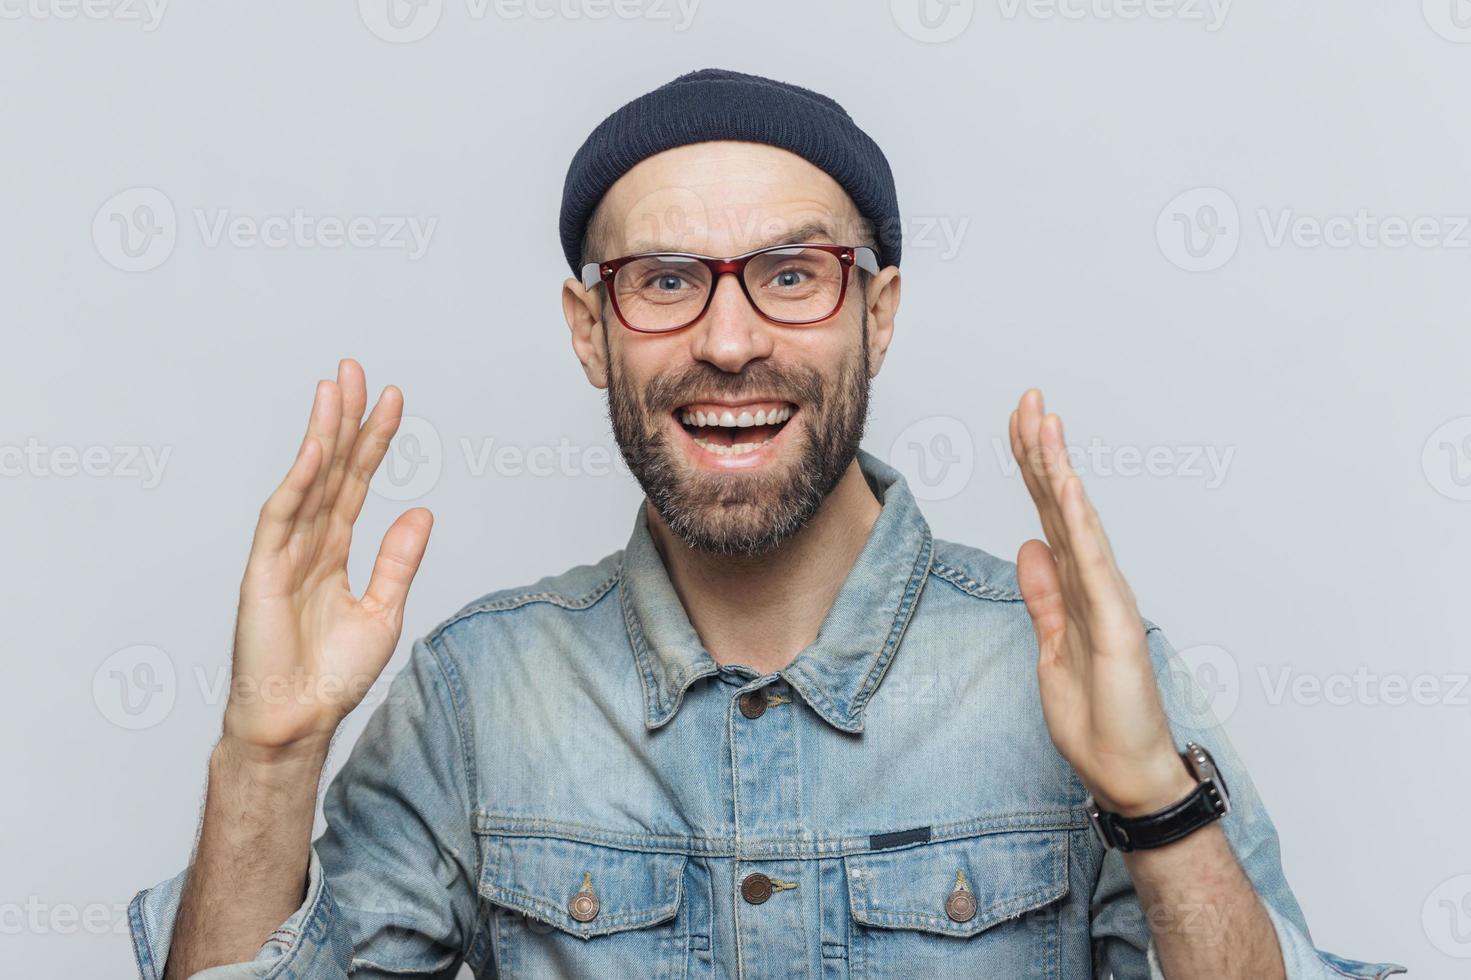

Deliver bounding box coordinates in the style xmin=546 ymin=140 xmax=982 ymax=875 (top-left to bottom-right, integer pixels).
xmin=679 ymin=405 xmax=794 ymax=428
xmin=692 ymin=435 xmax=772 ymax=455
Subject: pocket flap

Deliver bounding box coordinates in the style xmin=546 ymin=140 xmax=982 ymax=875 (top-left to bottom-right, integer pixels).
xmin=480 ymin=834 xmax=688 ymax=939
xmin=845 ymin=830 xmax=1069 ymax=938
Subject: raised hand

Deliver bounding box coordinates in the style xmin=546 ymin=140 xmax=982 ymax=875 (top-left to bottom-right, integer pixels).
xmin=1008 ymin=389 xmax=1194 ymax=816
xmin=223 ymin=359 xmax=433 ymax=761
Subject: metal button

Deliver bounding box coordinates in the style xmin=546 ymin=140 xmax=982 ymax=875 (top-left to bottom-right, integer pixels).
xmin=741 ymin=872 xmax=773 ymax=904
xmin=946 ymin=869 xmax=977 ymax=923
xmin=738 ymin=690 xmax=767 ymax=719
xmin=568 ymin=872 xmax=599 ymax=922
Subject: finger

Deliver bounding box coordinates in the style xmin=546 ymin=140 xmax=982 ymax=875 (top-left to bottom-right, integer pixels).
xmin=1057 ymin=473 xmax=1116 ymax=605
xmin=330 ymin=385 xmax=405 ymax=531
xmin=1016 ymin=537 xmax=1071 ymax=663
xmin=250 ymin=380 xmax=334 ymax=557
xmin=1011 ymin=394 xmax=1053 ymax=511
xmin=1038 ymin=412 xmax=1079 ymax=505
xmin=361 ymin=507 xmax=434 ymax=627
xmin=1059 ymin=476 xmax=1139 ymax=629
xmin=296 ymin=380 xmax=343 ymax=525
xmin=1013 ymin=391 xmax=1072 ymax=562
xmin=1035 ymin=411 xmax=1082 ymax=565
xmin=249 ymin=433 xmax=324 ymax=560
xmin=317 ymin=359 xmax=369 ymax=525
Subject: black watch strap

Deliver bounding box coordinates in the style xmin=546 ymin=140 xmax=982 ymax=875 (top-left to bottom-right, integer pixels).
xmin=1086 ymin=743 xmax=1231 ymax=852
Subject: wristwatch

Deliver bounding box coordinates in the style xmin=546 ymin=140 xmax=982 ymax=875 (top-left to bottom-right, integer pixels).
xmin=1085 ymin=742 xmax=1231 ymax=852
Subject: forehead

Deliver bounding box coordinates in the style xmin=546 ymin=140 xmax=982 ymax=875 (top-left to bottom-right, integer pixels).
xmin=598 ymin=141 xmax=862 ymax=256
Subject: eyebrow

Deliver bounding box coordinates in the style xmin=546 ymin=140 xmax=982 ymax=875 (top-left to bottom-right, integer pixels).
xmin=624 ymin=218 xmax=842 ymax=255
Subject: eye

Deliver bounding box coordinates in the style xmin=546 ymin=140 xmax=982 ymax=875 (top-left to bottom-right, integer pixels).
xmin=761 ymin=263 xmax=818 ymax=289
xmin=639 ymin=270 xmax=697 ymax=293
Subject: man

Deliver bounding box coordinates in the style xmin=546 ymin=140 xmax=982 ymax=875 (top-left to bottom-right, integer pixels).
xmin=130 ymin=69 xmax=1404 ymax=979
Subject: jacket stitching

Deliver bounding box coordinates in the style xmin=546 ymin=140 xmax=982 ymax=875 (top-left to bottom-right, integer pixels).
xmin=470 ymin=810 xmax=1089 ymax=857
xmin=849 ymin=527 xmax=935 ymax=726
xmin=929 ymin=559 xmax=1024 ymax=602
xmin=424 ymin=633 xmax=485 ymax=966
xmin=425 ymin=568 xmax=621 ymax=644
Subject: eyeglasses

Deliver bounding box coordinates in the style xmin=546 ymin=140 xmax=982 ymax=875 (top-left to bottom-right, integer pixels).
xmin=581 ymin=243 xmax=880 ymax=334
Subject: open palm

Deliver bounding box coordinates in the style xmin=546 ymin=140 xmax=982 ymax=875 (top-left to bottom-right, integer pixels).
xmin=224 ymin=359 xmax=433 ymax=756
xmin=1008 ymin=389 xmax=1188 ymax=815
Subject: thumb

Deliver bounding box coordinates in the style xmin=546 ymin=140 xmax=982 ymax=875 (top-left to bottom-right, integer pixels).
xmin=1017 ymin=538 xmax=1067 ymax=651
xmin=362 ymin=507 xmax=434 ymax=626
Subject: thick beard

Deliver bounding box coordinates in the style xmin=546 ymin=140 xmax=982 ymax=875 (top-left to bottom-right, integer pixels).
xmin=607 ymin=321 xmax=871 ymax=558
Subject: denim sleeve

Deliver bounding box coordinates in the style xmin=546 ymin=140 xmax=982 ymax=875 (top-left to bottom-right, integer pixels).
xmin=128 ymin=635 xmax=483 ymax=979
xmin=1090 ymin=625 xmax=1408 ymax=980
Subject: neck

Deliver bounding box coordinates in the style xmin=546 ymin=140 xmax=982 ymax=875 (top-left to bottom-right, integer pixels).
xmin=645 ymin=458 xmax=884 ymax=675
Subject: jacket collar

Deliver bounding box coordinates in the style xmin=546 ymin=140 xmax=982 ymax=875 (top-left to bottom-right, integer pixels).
xmin=619 ymin=447 xmax=934 ymax=734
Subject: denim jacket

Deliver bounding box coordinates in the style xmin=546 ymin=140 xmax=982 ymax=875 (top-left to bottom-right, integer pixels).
xmin=130 ymin=448 xmax=1406 ymax=979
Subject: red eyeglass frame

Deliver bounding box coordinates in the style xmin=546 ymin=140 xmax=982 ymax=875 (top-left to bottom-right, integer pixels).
xmin=580 ymin=242 xmax=880 ymax=334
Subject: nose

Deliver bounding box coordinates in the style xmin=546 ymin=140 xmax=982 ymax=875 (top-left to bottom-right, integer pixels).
xmin=686 ymin=273 xmax=775 ymax=373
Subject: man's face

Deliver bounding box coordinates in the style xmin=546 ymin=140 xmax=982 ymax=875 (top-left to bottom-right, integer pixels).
xmin=565 ymin=142 xmax=897 ymax=557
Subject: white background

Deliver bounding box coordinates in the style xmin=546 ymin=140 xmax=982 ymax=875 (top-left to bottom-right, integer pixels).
xmin=3 ymin=1 xmax=1468 ymax=976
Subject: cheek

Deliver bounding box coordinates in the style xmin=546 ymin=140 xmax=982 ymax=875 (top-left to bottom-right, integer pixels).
xmin=611 ymin=336 xmax=696 ymax=403
xmin=780 ymin=321 xmax=862 ymax=377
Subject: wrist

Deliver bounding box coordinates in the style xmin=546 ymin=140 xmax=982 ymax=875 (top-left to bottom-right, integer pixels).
xmin=212 ymin=731 xmax=331 ymax=784
xmin=1086 ymin=749 xmax=1197 ymax=817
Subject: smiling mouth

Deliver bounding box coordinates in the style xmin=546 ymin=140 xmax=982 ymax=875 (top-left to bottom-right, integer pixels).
xmin=673 ymin=400 xmax=797 ymax=457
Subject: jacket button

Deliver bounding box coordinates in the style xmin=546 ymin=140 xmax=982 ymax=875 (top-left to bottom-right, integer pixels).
xmin=568 ymin=873 xmax=599 ymax=922
xmin=741 ymin=872 xmax=773 ymax=904
xmin=738 ymin=690 xmax=767 ymax=719
xmin=946 ymin=870 xmax=977 ymax=923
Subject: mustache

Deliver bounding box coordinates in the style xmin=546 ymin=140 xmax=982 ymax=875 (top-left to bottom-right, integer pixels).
xmin=641 ymin=361 xmax=826 ymax=414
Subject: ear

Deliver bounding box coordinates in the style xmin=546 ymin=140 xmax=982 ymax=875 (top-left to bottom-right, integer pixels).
xmin=863 ymin=266 xmax=901 ymax=378
xmin=563 ymin=276 xmax=610 ymax=389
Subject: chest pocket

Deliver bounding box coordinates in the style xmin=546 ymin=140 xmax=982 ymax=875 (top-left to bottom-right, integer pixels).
xmin=478 ymin=833 xmax=694 ymax=980
xmin=843 ymin=829 xmax=1070 ymax=980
